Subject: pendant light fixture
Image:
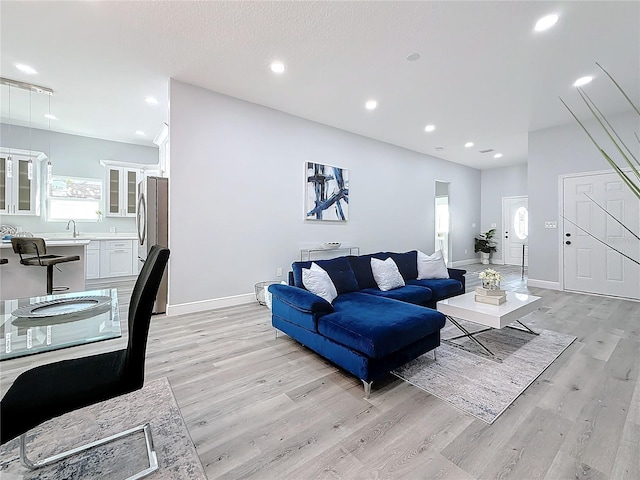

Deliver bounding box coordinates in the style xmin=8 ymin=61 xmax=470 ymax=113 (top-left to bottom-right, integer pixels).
xmin=6 ymin=83 xmax=12 ymax=179
xmin=47 ymin=94 xmax=52 ymax=183
xmin=1 ymin=77 xmax=54 ymax=183
xmin=27 ymin=87 xmax=33 ymax=181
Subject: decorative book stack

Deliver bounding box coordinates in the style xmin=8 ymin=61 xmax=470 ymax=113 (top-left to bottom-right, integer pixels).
xmin=475 ymin=286 xmax=507 ymax=305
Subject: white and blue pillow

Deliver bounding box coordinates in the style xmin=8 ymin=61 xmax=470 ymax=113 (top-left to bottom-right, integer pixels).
xmin=371 ymin=257 xmax=405 ymax=291
xmin=417 ymin=250 xmax=449 ymax=279
xmin=302 ymin=262 xmax=338 ymax=303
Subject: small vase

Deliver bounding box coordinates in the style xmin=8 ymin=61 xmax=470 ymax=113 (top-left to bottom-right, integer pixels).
xmin=480 ymin=252 xmax=490 ymax=265
xmin=482 ymin=279 xmax=500 ymax=290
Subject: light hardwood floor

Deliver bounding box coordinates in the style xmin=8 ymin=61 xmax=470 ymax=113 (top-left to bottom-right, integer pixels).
xmin=2 ymin=265 xmax=638 ymax=479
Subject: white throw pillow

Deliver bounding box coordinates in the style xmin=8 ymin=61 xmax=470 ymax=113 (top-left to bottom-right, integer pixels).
xmin=417 ymin=250 xmax=450 ymax=279
xmin=371 ymin=257 xmax=405 ymax=291
xmin=302 ymin=262 xmax=338 ymax=303
xmin=264 ymin=281 xmax=288 ymax=310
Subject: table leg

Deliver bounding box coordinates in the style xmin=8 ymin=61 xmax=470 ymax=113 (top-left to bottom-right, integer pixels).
xmin=506 ymin=320 xmax=539 ymax=335
xmin=444 ymin=315 xmax=496 ymax=357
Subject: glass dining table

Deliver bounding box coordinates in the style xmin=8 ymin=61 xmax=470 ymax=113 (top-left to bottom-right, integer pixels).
xmin=0 ymin=289 xmax=122 ymax=361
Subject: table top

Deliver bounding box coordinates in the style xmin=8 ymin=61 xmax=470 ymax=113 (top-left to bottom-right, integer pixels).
xmin=0 ymin=289 xmax=121 ymax=361
xmin=436 ymin=291 xmax=542 ymax=329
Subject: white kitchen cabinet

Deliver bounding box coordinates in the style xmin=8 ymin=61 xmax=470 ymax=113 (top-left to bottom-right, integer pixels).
xmin=104 ymin=166 xmax=140 ymax=218
xmin=0 ymin=148 xmax=45 ymax=216
xmin=100 ymin=240 xmax=134 ymax=278
xmin=85 ymin=241 xmax=101 ymax=280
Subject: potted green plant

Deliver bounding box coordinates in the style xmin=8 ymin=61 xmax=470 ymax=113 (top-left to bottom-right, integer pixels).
xmin=475 ymin=229 xmax=497 ymax=264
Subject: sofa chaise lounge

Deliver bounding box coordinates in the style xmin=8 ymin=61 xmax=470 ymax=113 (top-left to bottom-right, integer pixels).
xmin=268 ymin=250 xmax=466 ymax=396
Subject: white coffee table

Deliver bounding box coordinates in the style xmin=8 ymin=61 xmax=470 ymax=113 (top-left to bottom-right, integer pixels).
xmin=436 ymin=291 xmax=542 ymax=358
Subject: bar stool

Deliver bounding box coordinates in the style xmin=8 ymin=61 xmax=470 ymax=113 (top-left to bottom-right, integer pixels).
xmin=11 ymin=237 xmax=80 ymax=294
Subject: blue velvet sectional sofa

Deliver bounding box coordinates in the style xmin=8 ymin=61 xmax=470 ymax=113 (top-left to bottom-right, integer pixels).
xmin=268 ymin=251 xmax=466 ymax=397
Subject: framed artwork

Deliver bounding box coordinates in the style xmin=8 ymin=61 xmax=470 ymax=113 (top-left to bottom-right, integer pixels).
xmin=305 ymin=162 xmax=349 ymax=221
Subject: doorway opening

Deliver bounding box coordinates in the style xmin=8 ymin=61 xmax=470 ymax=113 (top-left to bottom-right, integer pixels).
xmin=502 ymin=196 xmax=528 ymax=267
xmin=435 ymin=181 xmax=451 ymax=265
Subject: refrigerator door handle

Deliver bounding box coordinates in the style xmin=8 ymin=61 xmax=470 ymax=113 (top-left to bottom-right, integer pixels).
xmin=137 ymin=191 xmax=147 ymax=246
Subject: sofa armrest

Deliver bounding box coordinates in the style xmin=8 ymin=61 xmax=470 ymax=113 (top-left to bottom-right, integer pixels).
xmin=447 ymin=268 xmax=467 ymax=291
xmin=269 ymin=284 xmax=335 ymax=314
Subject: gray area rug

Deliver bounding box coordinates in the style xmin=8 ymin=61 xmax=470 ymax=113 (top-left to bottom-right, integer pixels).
xmin=0 ymin=377 xmax=206 ymax=479
xmin=392 ymin=322 xmax=576 ymax=424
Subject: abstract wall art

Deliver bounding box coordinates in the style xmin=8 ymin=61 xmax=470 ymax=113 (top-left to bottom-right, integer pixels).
xmin=305 ymin=162 xmax=349 ymax=221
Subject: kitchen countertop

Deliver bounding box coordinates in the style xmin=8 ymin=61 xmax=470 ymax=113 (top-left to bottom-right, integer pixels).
xmin=35 ymin=233 xmax=138 ymax=241
xmin=1 ymin=239 xmax=91 ymax=248
xmin=1 ymin=233 xmax=138 ymax=249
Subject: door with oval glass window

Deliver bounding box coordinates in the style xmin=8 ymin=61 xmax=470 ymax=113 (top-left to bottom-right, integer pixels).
xmin=502 ymin=196 xmax=528 ymax=266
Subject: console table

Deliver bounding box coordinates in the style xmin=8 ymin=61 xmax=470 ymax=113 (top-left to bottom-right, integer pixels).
xmin=300 ymin=246 xmax=360 ymax=261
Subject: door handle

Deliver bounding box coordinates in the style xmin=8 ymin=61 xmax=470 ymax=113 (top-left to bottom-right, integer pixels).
xmin=565 ymin=241 xmax=571 ymax=245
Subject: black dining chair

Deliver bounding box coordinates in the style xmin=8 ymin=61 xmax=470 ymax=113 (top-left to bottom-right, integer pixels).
xmin=0 ymin=244 xmax=170 ymax=478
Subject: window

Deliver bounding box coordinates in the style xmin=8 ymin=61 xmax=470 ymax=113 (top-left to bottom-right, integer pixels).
xmin=48 ymin=175 xmax=103 ymax=221
xmin=513 ymin=206 xmax=529 ymax=240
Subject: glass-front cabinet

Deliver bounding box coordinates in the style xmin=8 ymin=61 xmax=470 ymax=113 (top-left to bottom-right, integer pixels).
xmin=0 ymin=147 xmax=45 ymax=216
xmin=104 ymin=165 xmax=141 ymax=217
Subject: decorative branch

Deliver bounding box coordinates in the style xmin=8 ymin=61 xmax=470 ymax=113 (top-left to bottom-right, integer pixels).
xmin=562 ymin=216 xmax=639 ymax=265
xmin=584 ymin=193 xmax=640 ymax=241
xmin=576 ymin=88 xmax=640 ymax=183
xmin=596 ymin=62 xmax=640 ymax=116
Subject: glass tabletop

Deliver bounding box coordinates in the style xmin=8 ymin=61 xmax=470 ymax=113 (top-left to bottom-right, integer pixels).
xmin=0 ymin=289 xmax=121 ymax=361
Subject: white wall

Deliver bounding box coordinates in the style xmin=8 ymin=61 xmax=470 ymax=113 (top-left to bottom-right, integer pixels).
xmin=528 ymin=110 xmax=639 ymax=286
xmin=168 ymin=79 xmax=481 ymax=311
xmin=1 ymin=124 xmax=158 ymax=234
xmin=480 ymin=164 xmax=528 ymax=263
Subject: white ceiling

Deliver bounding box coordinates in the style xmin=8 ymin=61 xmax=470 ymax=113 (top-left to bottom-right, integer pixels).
xmin=1 ymin=1 xmax=638 ymax=169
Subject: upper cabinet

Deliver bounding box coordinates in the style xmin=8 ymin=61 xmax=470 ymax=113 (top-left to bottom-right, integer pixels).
xmin=153 ymin=123 xmax=169 ymax=178
xmin=0 ymin=147 xmax=46 ymax=216
xmin=100 ymin=159 xmax=165 ymax=218
xmin=104 ymin=165 xmax=141 ymax=217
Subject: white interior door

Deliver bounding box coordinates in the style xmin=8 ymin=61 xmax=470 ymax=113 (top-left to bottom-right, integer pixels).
xmin=563 ymin=172 xmax=639 ymax=300
xmin=503 ymin=196 xmax=528 ymax=266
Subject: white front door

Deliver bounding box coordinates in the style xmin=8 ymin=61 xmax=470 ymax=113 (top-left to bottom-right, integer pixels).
xmin=563 ymin=171 xmax=639 ymax=300
xmin=503 ymin=196 xmax=528 ymax=266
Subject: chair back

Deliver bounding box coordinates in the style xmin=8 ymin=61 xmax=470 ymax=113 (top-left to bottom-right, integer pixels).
xmin=123 ymin=245 xmax=170 ymax=387
xmin=11 ymin=237 xmax=47 ymax=256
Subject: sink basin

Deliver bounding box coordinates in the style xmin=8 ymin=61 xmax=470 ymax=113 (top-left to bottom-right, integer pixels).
xmin=43 ymin=233 xmax=87 ymax=240
xmin=45 ymin=239 xmax=90 ymax=245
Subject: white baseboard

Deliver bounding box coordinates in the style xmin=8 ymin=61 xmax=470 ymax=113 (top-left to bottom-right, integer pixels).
xmin=527 ymin=278 xmax=561 ymax=291
xmin=450 ymin=259 xmax=480 ymax=267
xmin=166 ymin=292 xmax=255 ymax=316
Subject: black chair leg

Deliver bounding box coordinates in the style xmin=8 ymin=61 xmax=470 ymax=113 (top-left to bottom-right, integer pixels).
xmin=46 ymin=265 xmax=53 ymax=295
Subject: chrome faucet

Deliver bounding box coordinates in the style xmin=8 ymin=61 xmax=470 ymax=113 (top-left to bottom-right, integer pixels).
xmin=66 ymin=219 xmax=79 ymax=238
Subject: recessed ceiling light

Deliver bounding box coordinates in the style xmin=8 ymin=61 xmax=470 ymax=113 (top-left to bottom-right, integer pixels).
xmin=424 ymin=124 xmax=436 ymax=133
xmin=573 ymin=76 xmax=593 ymax=87
xmin=136 ymin=130 xmax=146 ymax=136
xmin=494 ymin=153 xmax=503 ymax=159
xmin=365 ymin=100 xmax=378 ymax=110
xmin=435 ymin=147 xmax=444 ymax=151
xmin=270 ymin=62 xmax=286 ymax=74
xmin=44 ymin=113 xmax=57 ymax=120
xmin=464 ymin=142 xmax=474 ymax=148
xmin=145 ymin=96 xmax=158 ymax=105
xmin=15 ymin=63 xmax=37 ymax=75
xmin=407 ymin=53 xmax=420 ymax=61
xmin=534 ymin=14 xmax=559 ymax=32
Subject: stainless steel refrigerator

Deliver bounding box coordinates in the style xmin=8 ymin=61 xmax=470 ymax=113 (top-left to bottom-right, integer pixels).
xmin=137 ymin=176 xmax=169 ymax=313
